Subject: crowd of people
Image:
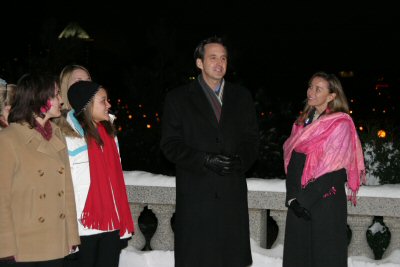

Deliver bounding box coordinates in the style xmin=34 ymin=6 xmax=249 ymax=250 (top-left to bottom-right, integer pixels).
xmin=0 ymin=36 xmax=365 ymax=267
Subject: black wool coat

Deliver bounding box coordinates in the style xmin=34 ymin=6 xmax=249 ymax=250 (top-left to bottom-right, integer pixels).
xmin=160 ymin=80 xmax=259 ymax=267
xmin=283 ymin=151 xmax=348 ymax=267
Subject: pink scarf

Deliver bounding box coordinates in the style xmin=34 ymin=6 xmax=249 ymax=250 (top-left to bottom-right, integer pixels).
xmin=283 ymin=112 xmax=366 ymax=205
xmin=81 ymin=123 xmax=134 ymax=236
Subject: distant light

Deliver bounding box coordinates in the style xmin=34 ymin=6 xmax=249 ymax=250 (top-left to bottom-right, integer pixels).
xmin=338 ymin=71 xmax=354 ymax=78
xmin=359 ymin=126 xmax=364 ymax=131
xmin=261 ymin=112 xmax=265 ymax=116
xmin=118 ymin=126 xmax=122 ymax=131
xmin=146 ymin=124 xmax=151 ymax=129
xmin=143 ymin=114 xmax=147 ymax=118
xmin=349 ymin=110 xmax=353 ymax=114
xmin=139 ymin=104 xmax=142 ymax=108
xmin=155 ymin=112 xmax=159 ymax=117
xmin=117 ymin=99 xmax=121 ymax=103
xmin=350 ymin=99 xmax=354 ymax=103
xmin=128 ymin=115 xmax=132 ymax=119
xmin=377 ymin=130 xmax=386 ymax=138
xmin=189 ymin=76 xmax=196 ymax=80
xmin=375 ymin=83 xmax=389 ymax=90
xmin=383 ymin=109 xmax=386 ymax=113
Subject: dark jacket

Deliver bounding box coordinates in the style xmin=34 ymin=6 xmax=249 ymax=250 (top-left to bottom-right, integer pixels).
xmin=283 ymin=151 xmax=348 ymax=267
xmin=160 ymin=80 xmax=259 ymax=267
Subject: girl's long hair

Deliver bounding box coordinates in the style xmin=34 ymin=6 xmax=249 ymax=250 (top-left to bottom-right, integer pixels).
xmin=74 ymin=89 xmax=115 ymax=146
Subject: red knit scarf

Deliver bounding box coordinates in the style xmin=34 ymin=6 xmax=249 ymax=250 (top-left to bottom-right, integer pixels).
xmin=81 ymin=123 xmax=134 ymax=236
xmin=34 ymin=120 xmax=53 ymax=141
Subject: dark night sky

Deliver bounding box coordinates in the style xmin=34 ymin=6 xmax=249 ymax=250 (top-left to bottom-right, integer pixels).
xmin=1 ymin=1 xmax=399 ymax=101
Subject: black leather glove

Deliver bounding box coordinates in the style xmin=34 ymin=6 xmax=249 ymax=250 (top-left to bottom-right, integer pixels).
xmin=289 ymin=199 xmax=311 ymax=221
xmin=204 ymin=153 xmax=236 ymax=176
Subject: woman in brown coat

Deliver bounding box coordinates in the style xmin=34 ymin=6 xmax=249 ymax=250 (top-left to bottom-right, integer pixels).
xmin=0 ymin=73 xmax=80 ymax=266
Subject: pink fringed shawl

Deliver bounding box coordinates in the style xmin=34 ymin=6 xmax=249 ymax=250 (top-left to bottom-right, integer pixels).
xmin=283 ymin=112 xmax=366 ymax=205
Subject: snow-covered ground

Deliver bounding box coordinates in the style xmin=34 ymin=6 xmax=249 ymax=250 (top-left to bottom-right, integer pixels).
xmin=119 ymin=238 xmax=400 ymax=267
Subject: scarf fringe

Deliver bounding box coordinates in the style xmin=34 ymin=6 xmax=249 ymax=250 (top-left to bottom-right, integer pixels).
xmin=347 ymin=170 xmax=366 ymax=206
xmin=80 ymin=211 xmax=120 ymax=231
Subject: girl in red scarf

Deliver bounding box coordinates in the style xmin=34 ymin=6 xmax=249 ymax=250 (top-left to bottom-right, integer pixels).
xmin=67 ymin=81 xmax=134 ymax=267
xmin=282 ymin=71 xmax=365 ymax=267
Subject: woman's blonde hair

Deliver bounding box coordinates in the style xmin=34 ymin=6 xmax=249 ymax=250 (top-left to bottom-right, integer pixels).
xmin=59 ymin=64 xmax=91 ymax=110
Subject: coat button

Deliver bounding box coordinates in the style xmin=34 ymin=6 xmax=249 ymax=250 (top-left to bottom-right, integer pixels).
xmin=38 ymin=217 xmax=45 ymax=223
xmin=38 ymin=170 xmax=44 ymax=176
xmin=58 ymin=167 xmax=64 ymax=174
xmin=39 ymin=194 xmax=46 ymax=199
xmin=59 ymin=213 xmax=66 ymax=219
xmin=58 ymin=191 xmax=64 ymax=197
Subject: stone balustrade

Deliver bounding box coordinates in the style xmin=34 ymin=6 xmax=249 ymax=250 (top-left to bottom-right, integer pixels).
xmin=125 ymin=171 xmax=400 ymax=259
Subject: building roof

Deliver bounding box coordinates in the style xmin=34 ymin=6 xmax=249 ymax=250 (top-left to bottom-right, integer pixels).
xmin=58 ymin=22 xmax=92 ymax=40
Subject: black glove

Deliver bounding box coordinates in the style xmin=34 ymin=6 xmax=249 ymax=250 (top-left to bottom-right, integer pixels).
xmin=204 ymin=153 xmax=236 ymax=176
xmin=289 ymin=199 xmax=311 ymax=221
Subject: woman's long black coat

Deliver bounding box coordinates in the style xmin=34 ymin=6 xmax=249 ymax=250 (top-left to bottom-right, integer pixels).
xmin=283 ymin=151 xmax=348 ymax=267
xmin=160 ymin=80 xmax=259 ymax=267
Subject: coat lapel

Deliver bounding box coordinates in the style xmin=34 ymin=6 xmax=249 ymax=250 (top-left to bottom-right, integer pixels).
xmin=188 ymin=82 xmax=219 ymax=128
xmin=219 ymin=82 xmax=235 ymax=127
xmin=16 ymin=122 xmax=65 ymax=159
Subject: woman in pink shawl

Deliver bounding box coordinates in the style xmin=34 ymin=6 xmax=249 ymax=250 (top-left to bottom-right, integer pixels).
xmin=282 ymin=71 xmax=365 ymax=267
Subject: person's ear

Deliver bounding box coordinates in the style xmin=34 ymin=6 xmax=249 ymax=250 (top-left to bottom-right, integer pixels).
xmin=196 ymin=58 xmax=203 ymax=70
xmin=328 ymin=93 xmax=336 ymax=102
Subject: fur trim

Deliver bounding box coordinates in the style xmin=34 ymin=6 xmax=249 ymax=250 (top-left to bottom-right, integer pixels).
xmin=53 ymin=110 xmax=81 ymax=138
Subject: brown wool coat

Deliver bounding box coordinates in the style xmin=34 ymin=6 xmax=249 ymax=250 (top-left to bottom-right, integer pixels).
xmin=0 ymin=122 xmax=80 ymax=262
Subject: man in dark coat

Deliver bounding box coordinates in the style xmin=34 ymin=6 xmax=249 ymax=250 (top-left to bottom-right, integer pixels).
xmin=160 ymin=36 xmax=259 ymax=267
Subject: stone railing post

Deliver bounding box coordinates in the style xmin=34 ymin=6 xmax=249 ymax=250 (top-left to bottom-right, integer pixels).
xmin=148 ymin=204 xmax=175 ymax=250
xmin=347 ymin=215 xmax=374 ymax=258
xmin=379 ymin=217 xmax=400 ymax=257
xmin=130 ymin=203 xmax=146 ymax=250
xmin=269 ymin=210 xmax=287 ymax=248
xmin=249 ymin=208 xmax=267 ymax=248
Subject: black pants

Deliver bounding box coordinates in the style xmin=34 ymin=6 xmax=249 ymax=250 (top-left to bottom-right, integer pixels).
xmin=65 ymin=231 xmax=121 ymax=267
xmin=0 ymin=258 xmax=63 ymax=267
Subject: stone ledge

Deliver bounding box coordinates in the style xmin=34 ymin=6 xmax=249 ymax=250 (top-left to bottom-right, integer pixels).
xmin=125 ymin=171 xmax=400 ymax=258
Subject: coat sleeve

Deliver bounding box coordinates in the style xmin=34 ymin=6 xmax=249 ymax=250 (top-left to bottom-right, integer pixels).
xmin=296 ymin=168 xmax=347 ymax=210
xmin=160 ymin=93 xmax=206 ymax=172
xmin=0 ymin=134 xmax=17 ymax=258
xmin=285 ymin=154 xmax=301 ymax=207
xmin=237 ymin=91 xmax=259 ymax=172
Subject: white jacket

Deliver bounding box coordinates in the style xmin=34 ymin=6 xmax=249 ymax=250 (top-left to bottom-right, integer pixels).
xmin=65 ymin=111 xmax=131 ymax=238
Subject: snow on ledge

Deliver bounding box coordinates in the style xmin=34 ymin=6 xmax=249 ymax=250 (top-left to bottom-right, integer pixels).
xmin=123 ymin=171 xmax=400 ymax=198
